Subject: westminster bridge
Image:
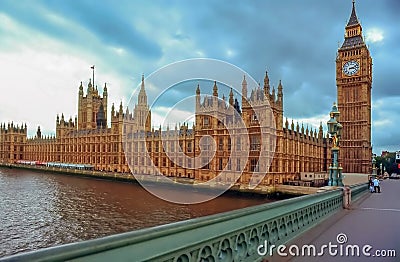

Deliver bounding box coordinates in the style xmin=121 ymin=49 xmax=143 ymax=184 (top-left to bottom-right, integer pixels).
xmin=4 ymin=179 xmax=396 ymax=262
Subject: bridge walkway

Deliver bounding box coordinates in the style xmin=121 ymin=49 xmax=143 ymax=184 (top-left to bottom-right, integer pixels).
xmin=272 ymin=179 xmax=400 ymax=262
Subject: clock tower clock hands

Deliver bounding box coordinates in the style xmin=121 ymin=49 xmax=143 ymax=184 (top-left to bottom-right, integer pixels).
xmin=343 ymin=60 xmax=360 ymax=76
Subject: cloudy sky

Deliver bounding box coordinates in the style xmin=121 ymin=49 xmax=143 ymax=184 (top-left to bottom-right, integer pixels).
xmin=0 ymin=0 xmax=399 ymax=155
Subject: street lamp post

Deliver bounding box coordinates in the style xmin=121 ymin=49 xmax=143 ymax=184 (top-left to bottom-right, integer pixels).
xmin=327 ymin=103 xmax=343 ymax=186
xmin=372 ymin=154 xmax=377 ymax=176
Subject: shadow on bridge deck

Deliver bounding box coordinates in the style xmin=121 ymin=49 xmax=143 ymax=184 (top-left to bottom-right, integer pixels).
xmin=272 ymin=179 xmax=400 ymax=262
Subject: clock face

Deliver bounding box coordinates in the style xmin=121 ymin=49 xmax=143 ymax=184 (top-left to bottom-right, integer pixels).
xmin=343 ymin=60 xmax=360 ymax=76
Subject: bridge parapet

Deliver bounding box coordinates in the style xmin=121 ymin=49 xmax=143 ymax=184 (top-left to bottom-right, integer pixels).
xmin=3 ymin=188 xmax=353 ymax=262
xmin=349 ymin=182 xmax=369 ymax=201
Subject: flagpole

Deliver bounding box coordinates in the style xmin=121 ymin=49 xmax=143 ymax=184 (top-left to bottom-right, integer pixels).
xmin=92 ymin=65 xmax=95 ymax=87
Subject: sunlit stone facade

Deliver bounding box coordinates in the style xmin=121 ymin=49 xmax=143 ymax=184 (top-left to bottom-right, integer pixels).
xmin=0 ymin=70 xmax=329 ymax=186
xmin=192 ymin=73 xmax=328 ymax=185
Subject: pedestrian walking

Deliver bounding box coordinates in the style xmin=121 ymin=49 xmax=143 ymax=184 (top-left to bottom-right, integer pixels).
xmin=368 ymin=178 xmax=374 ymax=193
xmin=373 ymin=177 xmax=381 ymax=193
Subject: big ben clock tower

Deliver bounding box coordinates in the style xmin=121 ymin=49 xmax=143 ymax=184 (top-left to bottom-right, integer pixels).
xmin=336 ymin=0 xmax=372 ymax=174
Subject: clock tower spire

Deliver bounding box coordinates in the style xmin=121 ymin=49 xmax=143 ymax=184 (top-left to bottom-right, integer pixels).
xmin=336 ymin=0 xmax=372 ymax=174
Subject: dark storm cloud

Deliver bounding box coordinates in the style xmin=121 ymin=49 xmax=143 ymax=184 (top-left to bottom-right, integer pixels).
xmin=1 ymin=0 xmax=398 ymax=152
xmin=167 ymin=0 xmax=400 ymax=121
xmin=372 ymin=97 xmax=400 ymax=152
xmin=164 ymin=0 xmax=346 ymax=118
xmin=0 ymin=0 xmax=162 ymax=59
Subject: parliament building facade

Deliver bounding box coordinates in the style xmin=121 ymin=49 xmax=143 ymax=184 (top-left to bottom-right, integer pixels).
xmin=0 ymin=72 xmax=329 ymax=186
xmin=0 ymin=1 xmax=372 ymax=184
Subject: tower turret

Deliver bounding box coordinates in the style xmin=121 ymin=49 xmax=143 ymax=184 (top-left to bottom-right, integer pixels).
xmin=103 ymin=83 xmax=108 ymax=124
xmin=79 ymin=82 xmax=83 ymax=96
xmin=271 ymin=86 xmax=276 ymax=103
xmin=342 ymin=0 xmax=364 ymax=48
xmin=318 ymin=122 xmax=323 ymax=139
xmin=196 ymin=84 xmax=201 ymax=111
xmin=103 ymin=82 xmax=108 ymax=96
xmin=111 ymin=103 xmax=115 ymax=117
xmin=87 ymin=78 xmax=93 ymax=94
xmin=264 ymin=71 xmax=270 ymax=97
xmin=119 ymin=101 xmax=123 ymax=117
xmin=213 ymin=81 xmax=218 ymax=97
xmin=277 ymin=80 xmax=283 ymax=104
xmin=229 ymin=88 xmax=234 ymax=106
xmin=36 ymin=126 xmax=42 ymax=139
xmin=241 ymin=75 xmax=248 ymax=106
xmin=138 ymin=74 xmax=147 ymax=106
xmin=212 ymin=81 xmax=218 ymax=108
xmin=134 ymin=74 xmax=151 ymax=131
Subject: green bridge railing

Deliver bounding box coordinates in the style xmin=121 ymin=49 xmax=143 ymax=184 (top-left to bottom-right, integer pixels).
xmin=2 ymin=184 xmax=367 ymax=262
xmin=350 ymin=182 xmax=368 ymax=201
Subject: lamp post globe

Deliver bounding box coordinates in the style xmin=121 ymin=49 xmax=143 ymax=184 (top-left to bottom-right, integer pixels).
xmin=327 ymin=102 xmax=343 ymax=186
xmin=331 ymin=103 xmax=340 ymax=119
xmin=327 ymin=115 xmax=337 ymax=135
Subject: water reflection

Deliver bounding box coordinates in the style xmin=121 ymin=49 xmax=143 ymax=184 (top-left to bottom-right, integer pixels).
xmin=0 ymin=168 xmax=271 ymax=257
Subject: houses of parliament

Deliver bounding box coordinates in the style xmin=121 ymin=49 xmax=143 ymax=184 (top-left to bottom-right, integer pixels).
xmin=0 ymin=1 xmax=372 ymax=185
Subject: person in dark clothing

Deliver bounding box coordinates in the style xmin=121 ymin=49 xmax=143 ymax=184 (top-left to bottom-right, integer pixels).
xmin=368 ymin=178 xmax=374 ymax=193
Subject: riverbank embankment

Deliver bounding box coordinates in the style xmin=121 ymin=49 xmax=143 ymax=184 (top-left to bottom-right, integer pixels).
xmin=0 ymin=163 xmax=321 ymax=197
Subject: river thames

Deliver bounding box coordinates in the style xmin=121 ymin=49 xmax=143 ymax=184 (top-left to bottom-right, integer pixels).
xmin=0 ymin=167 xmax=276 ymax=258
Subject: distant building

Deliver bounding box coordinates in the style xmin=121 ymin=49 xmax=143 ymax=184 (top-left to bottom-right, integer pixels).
xmin=299 ymin=172 xmax=329 ymax=187
xmin=381 ymin=151 xmax=390 ymax=158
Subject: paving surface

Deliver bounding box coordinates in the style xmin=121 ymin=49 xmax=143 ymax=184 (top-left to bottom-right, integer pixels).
xmin=269 ymin=179 xmax=400 ymax=262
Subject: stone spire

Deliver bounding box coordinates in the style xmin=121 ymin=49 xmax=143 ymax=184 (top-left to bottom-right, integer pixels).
xmin=347 ymin=0 xmax=360 ymax=27
xmin=318 ymin=121 xmax=323 ymax=139
xmin=264 ymin=70 xmax=270 ymax=96
xmin=229 ymin=88 xmax=234 ymax=106
xmin=119 ymin=101 xmax=123 ymax=115
xmin=342 ymin=0 xmax=364 ymax=48
xmin=196 ymin=84 xmax=201 ymax=111
xmin=111 ymin=103 xmax=115 ymax=116
xmin=213 ymin=81 xmax=218 ymax=97
xmin=79 ymin=81 xmax=83 ymax=96
xmin=242 ymin=75 xmax=247 ymax=99
xmin=138 ymin=74 xmax=147 ymax=106
xmin=271 ymin=86 xmax=276 ymax=101
xmin=36 ymin=126 xmax=42 ymax=139
xmin=103 ymin=82 xmax=108 ymax=96
xmin=277 ymin=80 xmax=283 ymax=103
xmin=87 ymin=78 xmax=93 ymax=93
